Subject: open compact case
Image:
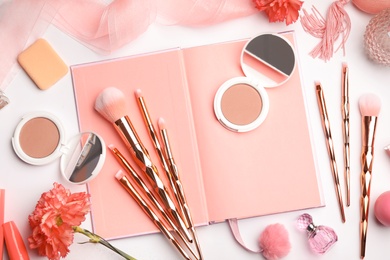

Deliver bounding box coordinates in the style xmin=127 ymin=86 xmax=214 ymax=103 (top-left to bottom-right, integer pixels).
xmin=11 ymin=111 xmax=106 ymax=184
xmin=213 ymin=33 xmax=296 ymax=132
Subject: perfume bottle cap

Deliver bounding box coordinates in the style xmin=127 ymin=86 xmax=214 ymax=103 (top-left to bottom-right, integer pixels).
xmin=296 ymin=213 xmax=314 ymax=231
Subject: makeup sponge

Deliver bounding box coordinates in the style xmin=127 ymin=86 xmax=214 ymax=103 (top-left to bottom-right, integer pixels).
xmin=374 ymin=191 xmax=390 ymax=226
xmin=17 ymin=38 xmax=68 ymax=90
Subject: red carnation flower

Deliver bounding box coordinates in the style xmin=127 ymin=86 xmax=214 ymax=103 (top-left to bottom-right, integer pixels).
xmin=28 ymin=183 xmax=135 ymax=260
xmin=253 ymin=0 xmax=304 ymax=25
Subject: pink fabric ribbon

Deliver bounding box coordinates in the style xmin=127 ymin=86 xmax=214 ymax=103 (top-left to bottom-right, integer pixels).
xmin=0 ymin=0 xmax=257 ymax=97
xmin=228 ymin=218 xmax=262 ymax=254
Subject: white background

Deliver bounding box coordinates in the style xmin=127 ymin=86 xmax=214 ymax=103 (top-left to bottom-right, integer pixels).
xmin=1 ymin=1 xmax=390 ymax=259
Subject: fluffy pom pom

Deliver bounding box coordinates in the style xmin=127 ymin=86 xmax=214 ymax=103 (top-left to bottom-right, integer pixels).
xmin=259 ymin=223 xmax=291 ymax=260
xmin=374 ymin=191 xmax=390 ymax=226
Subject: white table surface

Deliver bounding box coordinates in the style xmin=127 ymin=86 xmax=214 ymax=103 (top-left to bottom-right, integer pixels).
xmin=1 ymin=1 xmax=390 ymax=259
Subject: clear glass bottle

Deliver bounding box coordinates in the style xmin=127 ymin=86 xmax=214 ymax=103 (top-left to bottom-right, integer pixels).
xmin=364 ymin=8 xmax=390 ymax=65
xmin=297 ymin=213 xmax=338 ymax=254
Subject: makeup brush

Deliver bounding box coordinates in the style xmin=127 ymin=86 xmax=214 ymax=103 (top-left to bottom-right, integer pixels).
xmin=109 ymin=145 xmax=192 ymax=246
xmin=115 ymin=170 xmax=192 ymax=260
xmin=158 ymin=117 xmax=204 ymax=260
xmin=135 ymin=89 xmax=186 ymax=226
xmin=341 ymin=62 xmax=350 ymax=207
xmin=315 ymin=82 xmax=346 ymax=223
xmin=358 ymin=93 xmax=381 ymax=259
xmin=94 ymin=87 xmax=192 ymax=243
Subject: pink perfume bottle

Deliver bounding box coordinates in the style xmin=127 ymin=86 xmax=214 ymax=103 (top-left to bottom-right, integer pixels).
xmin=297 ymin=213 xmax=338 ymax=254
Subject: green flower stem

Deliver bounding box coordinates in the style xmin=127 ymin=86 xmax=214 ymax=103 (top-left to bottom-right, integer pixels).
xmin=73 ymin=226 xmax=137 ymax=260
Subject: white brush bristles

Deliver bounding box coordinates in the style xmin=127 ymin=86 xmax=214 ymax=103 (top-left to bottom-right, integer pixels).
xmin=158 ymin=117 xmax=166 ymax=130
xmin=95 ymin=87 xmax=128 ymax=123
xmin=359 ymin=93 xmax=381 ymax=117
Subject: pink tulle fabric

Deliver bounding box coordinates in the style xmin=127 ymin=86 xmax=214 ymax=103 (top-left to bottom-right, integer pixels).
xmin=53 ymin=0 xmax=156 ymax=53
xmin=300 ymin=0 xmax=351 ymax=61
xmin=0 ymin=0 xmax=58 ymax=90
xmin=0 ymin=0 xmax=257 ymax=91
xmin=156 ymin=0 xmax=257 ymax=25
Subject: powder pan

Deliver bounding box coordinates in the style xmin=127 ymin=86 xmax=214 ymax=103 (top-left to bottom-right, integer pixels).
xmin=214 ymin=33 xmax=296 ymax=132
xmin=11 ymin=111 xmax=106 ymax=184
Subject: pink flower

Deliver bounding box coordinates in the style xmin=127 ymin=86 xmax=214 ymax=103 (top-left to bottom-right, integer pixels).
xmin=253 ymin=0 xmax=304 ymax=25
xmin=28 ymin=183 xmax=135 ymax=260
xmin=28 ymin=183 xmax=91 ymax=260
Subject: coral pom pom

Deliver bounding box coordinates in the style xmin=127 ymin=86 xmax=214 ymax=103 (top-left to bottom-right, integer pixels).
xmin=259 ymin=223 xmax=291 ymax=260
xmin=374 ymin=191 xmax=390 ymax=226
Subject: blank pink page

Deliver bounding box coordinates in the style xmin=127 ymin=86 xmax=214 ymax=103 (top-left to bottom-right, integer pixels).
xmin=182 ymin=33 xmax=323 ymax=222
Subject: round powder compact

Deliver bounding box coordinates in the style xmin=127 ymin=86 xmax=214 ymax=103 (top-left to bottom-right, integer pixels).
xmin=12 ymin=111 xmax=64 ymax=165
xmin=19 ymin=117 xmax=60 ymax=159
xmin=215 ymin=80 xmax=269 ymax=132
xmin=12 ymin=111 xmax=106 ymax=184
xmin=214 ymin=33 xmax=295 ymax=132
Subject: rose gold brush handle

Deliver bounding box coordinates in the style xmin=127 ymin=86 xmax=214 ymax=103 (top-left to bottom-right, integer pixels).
xmin=169 ymin=159 xmax=203 ymax=260
xmin=115 ymin=171 xmax=192 ymax=260
xmin=360 ymin=147 xmax=374 ymax=258
xmin=360 ymin=116 xmax=377 ymax=259
xmin=160 ymin=127 xmax=203 ymax=260
xmin=341 ymin=64 xmax=350 ymax=206
xmin=160 ymin=129 xmax=193 ymax=225
xmin=160 ymin=128 xmax=194 ymax=227
xmin=109 ymin=145 xmax=193 ymax=244
xmin=360 ymin=151 xmax=372 ymax=259
xmin=114 ymin=117 xmax=192 ymax=243
xmin=342 ymin=117 xmax=350 ymax=206
xmin=136 ymin=95 xmax=188 ymax=227
xmin=316 ymin=83 xmax=346 ymax=223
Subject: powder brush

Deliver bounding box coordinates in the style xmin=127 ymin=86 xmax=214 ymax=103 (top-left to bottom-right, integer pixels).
xmin=358 ymin=93 xmax=381 ymax=259
xmin=94 ymin=87 xmax=192 ymax=243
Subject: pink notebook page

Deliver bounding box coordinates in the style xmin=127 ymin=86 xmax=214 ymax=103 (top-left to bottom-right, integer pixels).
xmin=182 ymin=32 xmax=323 ymax=222
xmin=71 ymin=50 xmax=209 ymax=239
xmin=71 ymin=32 xmax=324 ymax=239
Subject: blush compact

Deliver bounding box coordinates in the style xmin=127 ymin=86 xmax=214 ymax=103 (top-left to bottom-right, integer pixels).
xmin=11 ymin=111 xmax=106 ymax=184
xmin=213 ymin=33 xmax=296 ymax=132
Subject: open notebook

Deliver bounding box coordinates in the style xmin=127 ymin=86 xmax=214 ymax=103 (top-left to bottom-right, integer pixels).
xmin=71 ymin=31 xmax=324 ymax=239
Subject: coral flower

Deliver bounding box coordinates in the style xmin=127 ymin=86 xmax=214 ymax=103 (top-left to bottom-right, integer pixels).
xmin=253 ymin=0 xmax=304 ymax=25
xmin=28 ymin=183 xmax=136 ymax=260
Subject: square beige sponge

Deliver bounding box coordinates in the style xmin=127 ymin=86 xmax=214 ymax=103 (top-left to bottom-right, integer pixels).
xmin=17 ymin=38 xmax=68 ymax=90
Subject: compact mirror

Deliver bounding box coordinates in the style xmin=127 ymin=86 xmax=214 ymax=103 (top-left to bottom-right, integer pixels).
xmin=214 ymin=33 xmax=296 ymax=132
xmin=61 ymin=132 xmax=105 ymax=184
xmin=12 ymin=111 xmax=106 ymax=184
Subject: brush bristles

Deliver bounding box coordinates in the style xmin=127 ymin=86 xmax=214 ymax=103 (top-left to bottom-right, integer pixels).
xmin=158 ymin=117 xmax=166 ymax=130
xmin=135 ymin=88 xmax=142 ymax=99
xmin=95 ymin=87 xmax=127 ymax=123
xmin=359 ymin=93 xmax=381 ymax=117
xmin=342 ymin=62 xmax=348 ymax=73
xmin=115 ymin=170 xmax=125 ymax=180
